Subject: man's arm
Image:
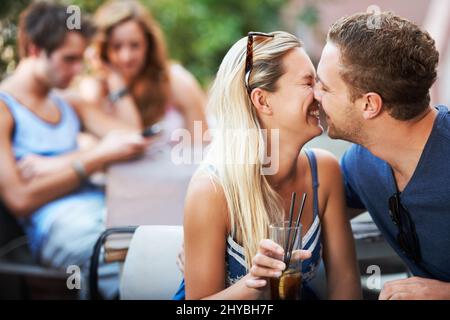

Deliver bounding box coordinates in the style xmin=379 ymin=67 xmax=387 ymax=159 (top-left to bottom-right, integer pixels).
xmin=0 ymin=102 xmax=103 ymax=217
xmin=0 ymin=102 xmax=147 ymax=218
xmin=379 ymin=277 xmax=450 ymax=300
xmin=62 ymin=90 xmax=143 ymax=138
xmin=17 ymin=149 xmax=94 ymax=181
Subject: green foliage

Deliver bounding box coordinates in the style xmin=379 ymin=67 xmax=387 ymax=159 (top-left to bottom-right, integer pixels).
xmin=298 ymin=3 xmax=319 ymax=27
xmin=0 ymin=1 xmax=30 ymax=80
xmin=1 ymin=0 xmax=289 ymax=86
xmin=142 ymin=0 xmax=288 ymax=85
xmin=0 ymin=0 xmax=31 ymax=19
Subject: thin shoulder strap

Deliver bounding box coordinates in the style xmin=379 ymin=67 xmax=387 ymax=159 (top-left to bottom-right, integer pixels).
xmin=0 ymin=92 xmax=18 ymax=137
xmin=0 ymin=91 xmax=16 ymax=108
xmin=303 ymin=149 xmax=320 ymax=218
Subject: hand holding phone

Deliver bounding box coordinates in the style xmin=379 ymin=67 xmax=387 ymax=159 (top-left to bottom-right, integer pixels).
xmin=142 ymin=123 xmax=163 ymax=137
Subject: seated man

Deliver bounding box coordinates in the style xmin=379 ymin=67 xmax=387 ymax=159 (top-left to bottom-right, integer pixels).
xmin=0 ymin=2 xmax=147 ymax=299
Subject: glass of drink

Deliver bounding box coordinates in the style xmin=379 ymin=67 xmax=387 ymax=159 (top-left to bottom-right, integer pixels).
xmin=269 ymin=221 xmax=302 ymax=300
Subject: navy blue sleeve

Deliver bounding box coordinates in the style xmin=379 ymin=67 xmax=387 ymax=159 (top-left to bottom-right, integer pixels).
xmin=340 ymin=146 xmax=366 ymax=210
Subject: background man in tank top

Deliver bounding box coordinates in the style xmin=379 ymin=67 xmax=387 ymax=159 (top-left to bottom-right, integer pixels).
xmin=0 ymin=2 xmax=148 ymax=299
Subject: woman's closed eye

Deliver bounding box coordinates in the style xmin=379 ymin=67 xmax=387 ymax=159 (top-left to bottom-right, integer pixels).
xmin=129 ymin=42 xmax=142 ymax=50
xmin=300 ymin=75 xmax=315 ymax=88
xmin=315 ymin=77 xmax=329 ymax=93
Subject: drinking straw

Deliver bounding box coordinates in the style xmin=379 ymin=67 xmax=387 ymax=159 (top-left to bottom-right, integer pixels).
xmin=283 ymin=192 xmax=296 ymax=266
xmin=286 ymin=192 xmax=307 ymax=270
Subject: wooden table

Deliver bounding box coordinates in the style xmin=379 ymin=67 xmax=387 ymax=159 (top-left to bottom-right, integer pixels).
xmin=105 ymin=138 xmax=201 ymax=261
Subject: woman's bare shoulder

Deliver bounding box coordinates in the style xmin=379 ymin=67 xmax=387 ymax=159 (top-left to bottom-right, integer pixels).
xmin=168 ymin=63 xmax=202 ymax=95
xmin=184 ymin=170 xmax=229 ymax=232
xmin=186 ymin=171 xmax=226 ymax=209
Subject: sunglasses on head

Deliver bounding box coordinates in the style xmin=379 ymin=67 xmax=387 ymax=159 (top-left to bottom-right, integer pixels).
xmin=244 ymin=31 xmax=274 ymax=96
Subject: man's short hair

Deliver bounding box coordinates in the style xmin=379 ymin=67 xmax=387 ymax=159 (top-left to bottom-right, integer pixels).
xmin=18 ymin=1 xmax=96 ymax=59
xmin=328 ymin=12 xmax=439 ymax=120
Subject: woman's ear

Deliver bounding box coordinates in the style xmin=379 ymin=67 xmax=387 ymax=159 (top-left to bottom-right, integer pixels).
xmin=250 ymin=88 xmax=273 ymax=116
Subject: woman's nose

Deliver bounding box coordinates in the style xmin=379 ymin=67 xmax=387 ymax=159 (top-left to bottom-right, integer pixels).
xmin=118 ymin=47 xmax=133 ymax=63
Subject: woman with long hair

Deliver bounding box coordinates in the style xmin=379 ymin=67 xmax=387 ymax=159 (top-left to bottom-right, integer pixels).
xmin=177 ymin=31 xmax=361 ymax=299
xmin=79 ymin=0 xmax=208 ymax=135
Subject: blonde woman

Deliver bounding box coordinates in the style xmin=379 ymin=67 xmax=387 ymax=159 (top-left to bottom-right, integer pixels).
xmin=175 ymin=31 xmax=361 ymax=300
xmin=79 ymin=0 xmax=208 ymax=135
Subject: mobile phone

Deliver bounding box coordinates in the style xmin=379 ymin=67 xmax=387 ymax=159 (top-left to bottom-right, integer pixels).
xmin=142 ymin=123 xmax=162 ymax=137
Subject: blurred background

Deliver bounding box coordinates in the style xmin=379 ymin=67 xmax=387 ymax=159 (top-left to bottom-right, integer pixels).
xmin=1 ymin=0 xmax=449 ymax=106
xmin=0 ymin=0 xmax=449 ymax=300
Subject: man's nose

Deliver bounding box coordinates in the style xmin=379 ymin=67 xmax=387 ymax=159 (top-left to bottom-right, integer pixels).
xmin=313 ymin=86 xmax=322 ymax=102
xmin=73 ymin=61 xmax=83 ymax=75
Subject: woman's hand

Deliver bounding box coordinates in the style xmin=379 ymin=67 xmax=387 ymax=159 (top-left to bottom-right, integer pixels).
xmin=246 ymin=239 xmax=311 ymax=290
xmin=105 ymin=68 xmax=127 ymax=93
xmin=85 ymin=47 xmax=127 ymax=92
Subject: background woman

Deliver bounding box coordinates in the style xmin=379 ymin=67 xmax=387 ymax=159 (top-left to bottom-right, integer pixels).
xmin=79 ymin=0 xmax=208 ymax=136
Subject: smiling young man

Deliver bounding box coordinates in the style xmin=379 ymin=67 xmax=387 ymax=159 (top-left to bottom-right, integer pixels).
xmin=314 ymin=12 xmax=450 ymax=299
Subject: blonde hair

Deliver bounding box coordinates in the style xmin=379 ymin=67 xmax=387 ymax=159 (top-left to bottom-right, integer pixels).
xmin=204 ymin=31 xmax=302 ymax=269
xmin=93 ymin=0 xmax=170 ymax=126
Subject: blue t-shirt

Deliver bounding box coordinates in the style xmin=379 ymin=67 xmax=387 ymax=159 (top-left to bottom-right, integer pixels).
xmin=341 ymin=105 xmax=450 ymax=281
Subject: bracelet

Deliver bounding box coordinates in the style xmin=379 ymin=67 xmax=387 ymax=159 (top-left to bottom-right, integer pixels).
xmin=71 ymin=160 xmax=88 ymax=182
xmin=108 ymin=87 xmax=129 ymax=103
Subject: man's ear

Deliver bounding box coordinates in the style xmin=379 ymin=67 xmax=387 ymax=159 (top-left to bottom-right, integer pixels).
xmin=250 ymin=88 xmax=273 ymax=116
xmin=361 ymin=92 xmax=383 ymax=120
